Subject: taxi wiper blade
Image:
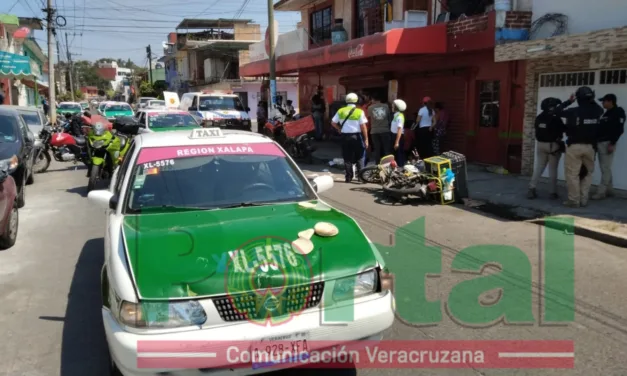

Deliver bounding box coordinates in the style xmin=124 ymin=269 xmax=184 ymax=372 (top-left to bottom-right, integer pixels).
xmin=135 ymin=205 xmax=212 ymax=213
xmin=216 ymin=202 xmax=271 ymax=209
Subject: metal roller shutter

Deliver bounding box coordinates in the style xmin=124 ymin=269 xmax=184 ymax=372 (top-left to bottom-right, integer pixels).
xmin=403 ymin=73 xmax=468 ymax=154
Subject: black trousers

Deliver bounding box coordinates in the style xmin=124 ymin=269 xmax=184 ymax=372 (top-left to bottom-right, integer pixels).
xmin=341 ymin=133 xmax=365 ymax=181
xmin=416 ymin=126 xmax=433 ymax=159
xmin=371 ymin=132 xmax=392 ymax=164
xmin=393 ymin=133 xmax=406 ymax=167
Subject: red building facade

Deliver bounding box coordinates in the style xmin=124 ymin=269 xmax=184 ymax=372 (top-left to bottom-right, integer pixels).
xmin=241 ymin=4 xmax=532 ymax=171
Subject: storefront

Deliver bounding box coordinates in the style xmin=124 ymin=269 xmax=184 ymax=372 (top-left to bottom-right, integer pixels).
xmin=495 ymin=25 xmax=627 ymax=189
xmin=241 ymin=11 xmax=531 ymax=171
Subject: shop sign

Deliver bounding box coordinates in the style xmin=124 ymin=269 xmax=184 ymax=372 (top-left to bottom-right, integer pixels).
xmin=348 ymin=44 xmax=364 ymax=59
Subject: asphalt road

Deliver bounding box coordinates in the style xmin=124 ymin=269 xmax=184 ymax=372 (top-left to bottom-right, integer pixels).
xmin=0 ymin=161 xmax=626 ymax=376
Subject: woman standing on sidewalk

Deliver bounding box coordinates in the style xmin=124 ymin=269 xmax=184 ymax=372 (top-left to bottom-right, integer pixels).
xmin=412 ymin=97 xmax=435 ymax=158
xmin=391 ymin=99 xmax=408 ymax=167
xmin=432 ymin=102 xmax=448 ymax=155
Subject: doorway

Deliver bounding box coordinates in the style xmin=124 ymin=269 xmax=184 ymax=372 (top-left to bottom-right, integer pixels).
xmin=475 ymin=80 xmax=501 ymax=165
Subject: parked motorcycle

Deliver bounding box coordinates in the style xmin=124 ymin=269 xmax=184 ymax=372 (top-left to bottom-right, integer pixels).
xmin=264 ymin=113 xmax=316 ymax=162
xmin=36 ymin=115 xmax=91 ymax=173
xmin=86 ymin=122 xmax=131 ymax=191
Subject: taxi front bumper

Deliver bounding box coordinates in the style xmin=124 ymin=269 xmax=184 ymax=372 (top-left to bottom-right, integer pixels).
xmin=104 ymin=291 xmax=394 ymax=376
xmin=203 ymin=118 xmax=251 ymax=131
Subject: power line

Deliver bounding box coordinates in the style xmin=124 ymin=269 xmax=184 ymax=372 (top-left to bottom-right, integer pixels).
xmin=7 ymin=0 xmax=21 ymax=12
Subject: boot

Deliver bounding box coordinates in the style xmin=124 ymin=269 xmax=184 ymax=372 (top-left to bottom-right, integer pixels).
xmin=527 ymin=188 xmax=537 ymax=199
xmin=562 ymin=200 xmax=580 ymax=208
xmin=591 ymin=187 xmax=606 ymax=200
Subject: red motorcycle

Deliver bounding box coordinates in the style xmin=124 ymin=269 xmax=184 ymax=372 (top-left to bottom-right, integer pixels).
xmin=37 ymin=116 xmax=91 ymax=170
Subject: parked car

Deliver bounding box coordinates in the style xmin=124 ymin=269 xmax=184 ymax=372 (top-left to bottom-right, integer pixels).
xmin=134 ymin=108 xmax=200 ymax=132
xmin=0 ymin=160 xmax=19 ymax=249
xmin=102 ymin=102 xmax=134 ymax=121
xmin=145 ymin=99 xmax=166 ymax=109
xmin=12 ymin=106 xmax=49 ymax=173
xmin=57 ymin=102 xmax=83 ymax=116
xmin=0 ymin=107 xmax=36 ymax=208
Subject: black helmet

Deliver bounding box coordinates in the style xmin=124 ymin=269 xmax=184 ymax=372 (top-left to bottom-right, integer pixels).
xmin=576 ymin=86 xmax=595 ymax=100
xmin=541 ymin=97 xmax=562 ymax=112
xmin=83 ymin=111 xmax=92 ymax=118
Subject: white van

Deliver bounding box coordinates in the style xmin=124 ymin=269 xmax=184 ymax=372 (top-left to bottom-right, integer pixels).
xmin=179 ymin=91 xmax=251 ymax=131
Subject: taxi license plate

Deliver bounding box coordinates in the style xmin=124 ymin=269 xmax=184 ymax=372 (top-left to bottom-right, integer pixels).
xmin=251 ymin=332 xmax=310 ymax=369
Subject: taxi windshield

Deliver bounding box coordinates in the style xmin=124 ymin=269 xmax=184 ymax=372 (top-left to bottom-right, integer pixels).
xmin=105 ymin=104 xmax=132 ymax=112
xmin=125 ymin=144 xmax=314 ymax=213
xmin=59 ymin=103 xmax=81 ymax=110
xmin=198 ymin=96 xmax=245 ymax=112
xmin=148 ymin=113 xmax=198 ymax=128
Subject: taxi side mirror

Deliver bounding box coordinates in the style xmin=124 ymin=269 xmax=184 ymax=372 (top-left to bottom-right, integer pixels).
xmin=88 ymin=190 xmax=117 ymax=210
xmin=311 ymin=175 xmax=334 ymax=194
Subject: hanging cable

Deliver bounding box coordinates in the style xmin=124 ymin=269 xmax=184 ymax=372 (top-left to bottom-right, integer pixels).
xmin=528 ymin=13 xmax=568 ymax=40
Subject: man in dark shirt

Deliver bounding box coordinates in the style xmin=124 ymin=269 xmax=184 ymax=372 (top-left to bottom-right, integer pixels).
xmin=555 ymin=86 xmax=604 ymax=208
xmin=528 ymin=97 xmax=565 ymax=199
xmin=367 ymin=94 xmax=392 ymax=164
xmin=592 ymin=94 xmax=625 ymax=200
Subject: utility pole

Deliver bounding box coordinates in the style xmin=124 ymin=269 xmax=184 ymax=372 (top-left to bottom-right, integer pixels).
xmin=146 ymin=45 xmax=153 ymax=84
xmin=267 ymin=0 xmax=277 ymax=117
xmin=43 ymin=0 xmax=57 ymax=123
xmin=65 ymin=32 xmax=74 ymax=101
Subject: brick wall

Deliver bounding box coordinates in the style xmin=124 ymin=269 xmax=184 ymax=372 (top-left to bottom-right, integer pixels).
xmin=521 ymin=49 xmax=627 ymax=175
xmin=504 ymin=11 xmax=532 ymax=29
xmin=447 ymin=14 xmax=488 ymax=34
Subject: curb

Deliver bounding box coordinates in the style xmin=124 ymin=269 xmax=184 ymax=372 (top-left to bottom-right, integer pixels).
xmin=528 ymin=218 xmax=627 ymax=248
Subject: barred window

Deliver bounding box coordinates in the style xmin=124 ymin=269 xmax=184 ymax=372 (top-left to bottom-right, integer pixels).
xmin=599 ymin=69 xmax=627 ymax=85
xmin=539 ymin=72 xmax=595 ymax=87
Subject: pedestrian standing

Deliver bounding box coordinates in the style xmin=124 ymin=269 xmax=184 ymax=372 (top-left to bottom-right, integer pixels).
xmin=432 ymin=102 xmax=448 ymax=155
xmin=256 ymin=100 xmax=267 ymax=134
xmin=592 ymin=94 xmax=625 ymax=200
xmin=0 ymin=82 xmax=5 ymax=105
xmin=42 ymin=96 xmax=50 ymax=118
xmin=391 ymin=99 xmax=407 ymax=167
xmin=555 ymin=87 xmax=604 ymax=208
xmin=368 ymin=94 xmax=392 ymax=163
xmin=331 ymin=93 xmax=369 ymax=182
xmin=527 ymin=97 xmax=565 ymax=200
xmin=412 ymin=97 xmax=435 ymax=158
xmin=361 ymin=93 xmax=373 ymax=166
xmin=311 ymin=93 xmax=326 ymax=140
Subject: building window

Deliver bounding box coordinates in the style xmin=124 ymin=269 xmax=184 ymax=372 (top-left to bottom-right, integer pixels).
xmin=478 ymin=81 xmax=500 ymax=128
xmin=539 ymin=72 xmax=595 ymax=87
xmin=310 ymin=6 xmax=332 ymax=44
xmin=356 ymin=0 xmax=382 ymax=38
xmin=599 ymin=69 xmax=627 ymax=85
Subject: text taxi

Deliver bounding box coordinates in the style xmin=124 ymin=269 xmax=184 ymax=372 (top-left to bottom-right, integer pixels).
xmin=87 ymin=128 xmax=394 ymax=375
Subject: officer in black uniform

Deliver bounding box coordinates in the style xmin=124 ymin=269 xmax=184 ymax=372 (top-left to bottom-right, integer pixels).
xmin=527 ymin=97 xmax=565 ymax=199
xmin=592 ymin=94 xmax=625 ymax=199
xmin=554 ymin=86 xmax=604 ymax=208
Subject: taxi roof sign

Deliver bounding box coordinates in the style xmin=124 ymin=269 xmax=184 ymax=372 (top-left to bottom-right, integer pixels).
xmin=190 ymin=128 xmax=224 ymax=138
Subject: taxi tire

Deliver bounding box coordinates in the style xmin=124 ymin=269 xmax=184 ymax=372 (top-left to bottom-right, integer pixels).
xmin=107 ymin=349 xmax=123 ymax=376
xmin=16 ymin=173 xmax=25 ymax=209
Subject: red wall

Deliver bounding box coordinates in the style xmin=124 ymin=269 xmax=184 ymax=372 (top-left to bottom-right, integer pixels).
xmin=297 ymin=50 xmax=526 ymax=169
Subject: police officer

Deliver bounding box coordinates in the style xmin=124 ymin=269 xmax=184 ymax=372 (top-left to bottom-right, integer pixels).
xmin=555 ymin=86 xmax=604 ymax=208
xmin=331 ymin=93 xmax=369 ymax=182
xmin=528 ymin=97 xmax=565 ymax=200
xmin=592 ymin=94 xmax=625 ymax=200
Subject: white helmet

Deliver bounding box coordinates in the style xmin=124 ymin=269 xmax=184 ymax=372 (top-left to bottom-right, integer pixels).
xmin=393 ymin=99 xmax=407 ymax=112
xmin=345 ymin=93 xmax=359 ymax=104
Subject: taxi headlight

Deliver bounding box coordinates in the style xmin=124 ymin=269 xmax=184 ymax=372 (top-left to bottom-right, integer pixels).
xmin=332 ymin=269 xmax=378 ymax=302
xmin=119 ymin=300 xmax=207 ymax=328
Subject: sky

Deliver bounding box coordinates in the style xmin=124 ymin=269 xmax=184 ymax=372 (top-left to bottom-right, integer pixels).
xmin=3 ymin=0 xmax=301 ymax=66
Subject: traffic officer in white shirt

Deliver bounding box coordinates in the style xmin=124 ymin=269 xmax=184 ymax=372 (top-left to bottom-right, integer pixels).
xmin=331 ymin=93 xmax=369 ymax=182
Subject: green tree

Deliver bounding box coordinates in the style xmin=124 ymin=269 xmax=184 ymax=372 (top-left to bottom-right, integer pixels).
xmin=139 ymin=81 xmax=155 ymax=97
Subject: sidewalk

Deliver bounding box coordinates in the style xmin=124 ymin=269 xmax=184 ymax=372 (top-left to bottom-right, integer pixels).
xmin=310 ymin=140 xmax=627 ymax=246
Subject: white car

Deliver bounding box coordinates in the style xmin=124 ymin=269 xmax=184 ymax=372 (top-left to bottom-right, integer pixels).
xmin=87 ymin=128 xmax=394 ymax=376
xmin=179 ymin=91 xmax=252 ymax=131
xmin=145 ymin=99 xmax=166 ymax=109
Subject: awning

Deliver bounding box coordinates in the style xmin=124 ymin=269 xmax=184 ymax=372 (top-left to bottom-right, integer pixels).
xmin=0 ymin=50 xmax=34 ymax=79
xmin=0 ymin=14 xmax=19 ymax=26
xmin=22 ymin=78 xmax=48 ymax=93
xmin=240 ymin=23 xmax=448 ymax=77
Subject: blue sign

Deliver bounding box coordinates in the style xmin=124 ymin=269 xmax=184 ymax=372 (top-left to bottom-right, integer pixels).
xmin=270 ymin=80 xmax=277 ymax=106
xmin=0 ymin=51 xmax=33 ymax=78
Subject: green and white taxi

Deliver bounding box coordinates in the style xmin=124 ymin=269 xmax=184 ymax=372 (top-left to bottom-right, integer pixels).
xmin=87 ymin=128 xmax=394 ymax=375
xmin=134 ymin=108 xmax=201 ymax=133
xmin=103 ymin=102 xmax=134 ymax=121
xmin=57 ymin=101 xmax=83 ymax=116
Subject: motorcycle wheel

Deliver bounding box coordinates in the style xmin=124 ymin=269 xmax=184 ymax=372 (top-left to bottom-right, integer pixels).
xmin=34 ymin=149 xmax=52 ymax=173
xmin=358 ymin=165 xmax=382 ymax=184
xmin=88 ymin=164 xmax=101 ymax=192
xmin=382 ymin=183 xmax=422 ymax=196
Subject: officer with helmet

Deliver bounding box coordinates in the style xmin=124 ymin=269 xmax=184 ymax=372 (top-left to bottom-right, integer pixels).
xmin=527 ymin=97 xmax=565 ymax=200
xmin=331 ymin=93 xmax=369 ymax=182
xmin=555 ymin=86 xmax=604 ymax=208
xmin=390 ymin=99 xmax=408 ymax=166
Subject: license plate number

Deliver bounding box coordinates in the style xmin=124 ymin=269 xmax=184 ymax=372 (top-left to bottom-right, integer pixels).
xmin=251 ymin=332 xmax=310 ymax=369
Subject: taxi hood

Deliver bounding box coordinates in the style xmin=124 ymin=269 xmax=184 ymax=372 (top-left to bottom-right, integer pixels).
xmin=122 ymin=202 xmax=380 ymax=300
